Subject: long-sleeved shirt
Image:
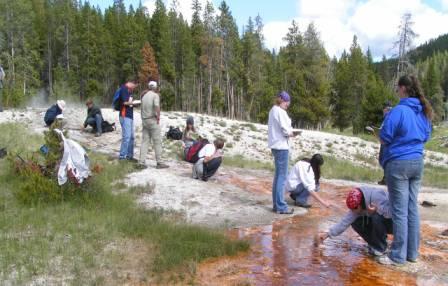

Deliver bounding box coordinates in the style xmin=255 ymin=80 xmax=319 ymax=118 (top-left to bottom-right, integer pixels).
xmin=379 ymin=97 xmax=431 ymax=167
xmin=268 ymin=105 xmax=293 ymax=150
xmin=285 ymin=161 xmax=316 ymax=192
xmin=328 ymin=187 xmax=391 ymax=238
xmin=84 ymin=105 xmax=102 ymax=127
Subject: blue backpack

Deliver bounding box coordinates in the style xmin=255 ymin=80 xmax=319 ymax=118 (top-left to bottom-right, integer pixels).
xmin=112 ymin=88 xmax=122 ymax=111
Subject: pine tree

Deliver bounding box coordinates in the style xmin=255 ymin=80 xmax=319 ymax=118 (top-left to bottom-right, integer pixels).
xmin=138 ymin=42 xmax=159 ymax=87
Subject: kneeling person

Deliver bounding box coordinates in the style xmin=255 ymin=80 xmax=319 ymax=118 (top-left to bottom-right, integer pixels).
xmin=82 ymin=99 xmax=103 ymax=137
xmin=320 ymin=187 xmax=392 ymax=257
xmin=286 ymin=154 xmax=332 ymax=208
xmin=192 ymin=138 xmax=224 ymax=181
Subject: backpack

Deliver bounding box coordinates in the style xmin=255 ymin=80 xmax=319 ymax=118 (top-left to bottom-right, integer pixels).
xmin=112 ymin=88 xmax=121 ymax=111
xmin=185 ymin=139 xmax=209 ymax=163
xmin=166 ymin=126 xmax=183 ymax=140
xmin=101 ymin=120 xmax=116 ymax=133
xmin=202 ymin=157 xmax=222 ymax=181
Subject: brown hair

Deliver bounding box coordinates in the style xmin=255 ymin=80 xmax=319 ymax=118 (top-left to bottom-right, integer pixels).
xmin=85 ymin=98 xmax=93 ymax=106
xmin=398 ymin=75 xmax=433 ymax=120
xmin=214 ymin=138 xmax=225 ymax=150
xmin=274 ymin=97 xmax=283 ymax=105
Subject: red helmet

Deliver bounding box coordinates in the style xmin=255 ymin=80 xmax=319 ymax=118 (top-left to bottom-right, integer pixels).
xmin=346 ymin=188 xmax=363 ymax=209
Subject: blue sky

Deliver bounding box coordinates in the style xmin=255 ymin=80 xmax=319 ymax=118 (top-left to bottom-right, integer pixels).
xmin=89 ymin=0 xmax=448 ymax=59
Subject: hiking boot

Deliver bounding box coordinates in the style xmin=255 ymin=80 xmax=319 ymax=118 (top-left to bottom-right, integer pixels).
xmin=407 ymin=258 xmax=418 ymax=263
xmin=156 ymin=163 xmax=169 ymax=169
xmin=295 ymin=202 xmax=312 ymax=208
xmin=376 ymin=255 xmax=402 ymax=266
xmin=136 ymin=163 xmax=147 ymax=170
xmin=277 ymin=208 xmax=294 ymax=215
xmin=95 ymin=133 xmax=101 ymax=137
xmin=368 ymin=246 xmax=385 ymax=257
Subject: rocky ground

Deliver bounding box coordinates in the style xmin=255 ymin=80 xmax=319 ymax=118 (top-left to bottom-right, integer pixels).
xmin=1 ymin=106 xmax=447 ymax=285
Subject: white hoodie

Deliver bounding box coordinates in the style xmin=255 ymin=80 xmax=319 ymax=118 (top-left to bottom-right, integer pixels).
xmin=268 ymin=105 xmax=293 ymax=150
xmin=285 ymin=161 xmax=316 ymax=192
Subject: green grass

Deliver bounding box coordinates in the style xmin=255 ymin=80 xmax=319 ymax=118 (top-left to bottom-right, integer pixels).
xmin=0 ymin=123 xmax=249 ymax=284
xmin=223 ymin=155 xmax=274 ymax=171
xmin=425 ymin=125 xmax=448 ymax=154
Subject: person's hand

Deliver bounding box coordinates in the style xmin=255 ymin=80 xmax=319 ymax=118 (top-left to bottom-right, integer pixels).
xmin=367 ymin=204 xmax=377 ymax=215
xmin=319 ymin=232 xmax=329 ymax=243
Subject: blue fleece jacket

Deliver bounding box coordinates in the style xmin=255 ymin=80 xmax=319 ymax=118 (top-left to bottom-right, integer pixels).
xmin=379 ymin=97 xmax=431 ymax=168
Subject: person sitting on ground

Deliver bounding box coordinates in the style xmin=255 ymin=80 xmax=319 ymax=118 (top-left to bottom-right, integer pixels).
xmin=44 ymin=100 xmax=66 ymax=126
xmin=82 ymin=99 xmax=103 ymax=137
xmin=182 ymin=116 xmax=198 ymax=149
xmin=286 ymin=154 xmax=333 ymax=209
xmin=319 ymin=187 xmax=393 ymax=258
xmin=192 ymin=138 xmax=224 ymax=181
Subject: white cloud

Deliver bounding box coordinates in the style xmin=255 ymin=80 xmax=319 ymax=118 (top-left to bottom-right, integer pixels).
xmin=442 ymin=0 xmax=448 ymax=10
xmin=263 ymin=0 xmax=448 ymax=59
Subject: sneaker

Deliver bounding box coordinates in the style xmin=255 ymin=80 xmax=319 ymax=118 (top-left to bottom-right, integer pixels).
xmin=277 ymin=208 xmax=294 ymax=215
xmin=368 ymin=246 xmax=385 ymax=257
xmin=295 ymin=202 xmax=312 ymax=208
xmin=156 ymin=163 xmax=169 ymax=169
xmin=407 ymin=258 xmax=418 ymax=263
xmin=378 ymin=177 xmax=386 ymax=185
xmin=376 ymin=255 xmax=402 ymax=266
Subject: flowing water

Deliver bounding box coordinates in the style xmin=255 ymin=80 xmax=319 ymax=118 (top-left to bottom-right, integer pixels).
xmin=197 ymin=173 xmax=448 ymax=286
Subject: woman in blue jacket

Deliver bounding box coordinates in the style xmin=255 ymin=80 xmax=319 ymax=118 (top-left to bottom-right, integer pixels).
xmin=378 ymin=75 xmax=433 ymax=265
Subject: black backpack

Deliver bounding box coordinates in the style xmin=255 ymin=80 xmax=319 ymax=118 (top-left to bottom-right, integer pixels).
xmin=112 ymin=88 xmax=122 ymax=111
xmin=202 ymin=157 xmax=222 ymax=181
xmin=166 ymin=126 xmax=183 ymax=140
xmin=101 ymin=121 xmax=116 ymax=133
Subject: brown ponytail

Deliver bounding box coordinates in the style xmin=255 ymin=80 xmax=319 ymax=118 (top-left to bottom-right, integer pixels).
xmin=398 ymin=75 xmax=434 ymax=121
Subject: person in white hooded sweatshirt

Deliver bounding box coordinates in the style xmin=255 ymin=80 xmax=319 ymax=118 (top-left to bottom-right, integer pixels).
xmin=268 ymin=91 xmax=299 ymax=214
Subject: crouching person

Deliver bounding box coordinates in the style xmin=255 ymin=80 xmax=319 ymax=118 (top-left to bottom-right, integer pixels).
xmin=192 ymin=138 xmax=224 ymax=181
xmin=82 ymin=99 xmax=103 ymax=137
xmin=44 ymin=100 xmax=66 ymax=126
xmin=319 ymin=187 xmax=393 ymax=257
xmin=286 ymin=154 xmax=333 ymax=208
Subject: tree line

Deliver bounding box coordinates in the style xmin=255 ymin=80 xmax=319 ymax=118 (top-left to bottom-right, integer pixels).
xmin=0 ymin=0 xmax=446 ymax=133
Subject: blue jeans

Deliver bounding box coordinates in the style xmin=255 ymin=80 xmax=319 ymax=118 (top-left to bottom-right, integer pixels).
xmin=85 ymin=114 xmax=103 ymax=134
xmin=385 ymin=159 xmax=423 ymax=263
xmin=289 ymin=183 xmax=317 ymax=205
xmin=119 ymin=116 xmax=134 ymax=159
xmin=272 ymin=149 xmax=289 ymax=212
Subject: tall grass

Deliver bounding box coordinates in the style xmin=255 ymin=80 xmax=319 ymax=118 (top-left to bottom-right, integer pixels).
xmin=0 ymin=123 xmax=248 ymax=284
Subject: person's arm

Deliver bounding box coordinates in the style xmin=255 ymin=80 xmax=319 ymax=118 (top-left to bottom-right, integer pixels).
xmin=204 ymin=150 xmax=222 ymax=163
xmin=379 ymin=108 xmax=401 ymax=145
xmin=277 ymin=109 xmax=293 ymax=137
xmin=154 ymin=94 xmax=161 ymax=124
xmin=308 ymin=191 xmax=331 ymax=208
xmin=328 ymin=211 xmax=358 ymax=238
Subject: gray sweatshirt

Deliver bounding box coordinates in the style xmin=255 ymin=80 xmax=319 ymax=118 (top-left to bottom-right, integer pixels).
xmin=329 ymin=187 xmax=391 ymax=238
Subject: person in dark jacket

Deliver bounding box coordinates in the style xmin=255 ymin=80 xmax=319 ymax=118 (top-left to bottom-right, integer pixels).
xmin=319 ymin=187 xmax=393 ymax=258
xmin=44 ymin=100 xmax=65 ymax=126
xmin=82 ymin=99 xmax=103 ymax=137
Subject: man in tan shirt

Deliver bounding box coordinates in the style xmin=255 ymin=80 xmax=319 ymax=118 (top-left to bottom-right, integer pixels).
xmin=138 ymin=81 xmax=168 ymax=169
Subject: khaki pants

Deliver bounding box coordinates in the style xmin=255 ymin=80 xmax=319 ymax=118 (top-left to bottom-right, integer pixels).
xmin=139 ymin=118 xmax=162 ymax=165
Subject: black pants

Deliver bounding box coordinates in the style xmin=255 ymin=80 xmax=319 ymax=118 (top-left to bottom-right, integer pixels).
xmin=351 ymin=214 xmax=393 ymax=252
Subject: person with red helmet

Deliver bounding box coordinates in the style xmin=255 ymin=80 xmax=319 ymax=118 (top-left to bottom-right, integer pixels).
xmin=319 ymin=187 xmax=393 ymax=258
